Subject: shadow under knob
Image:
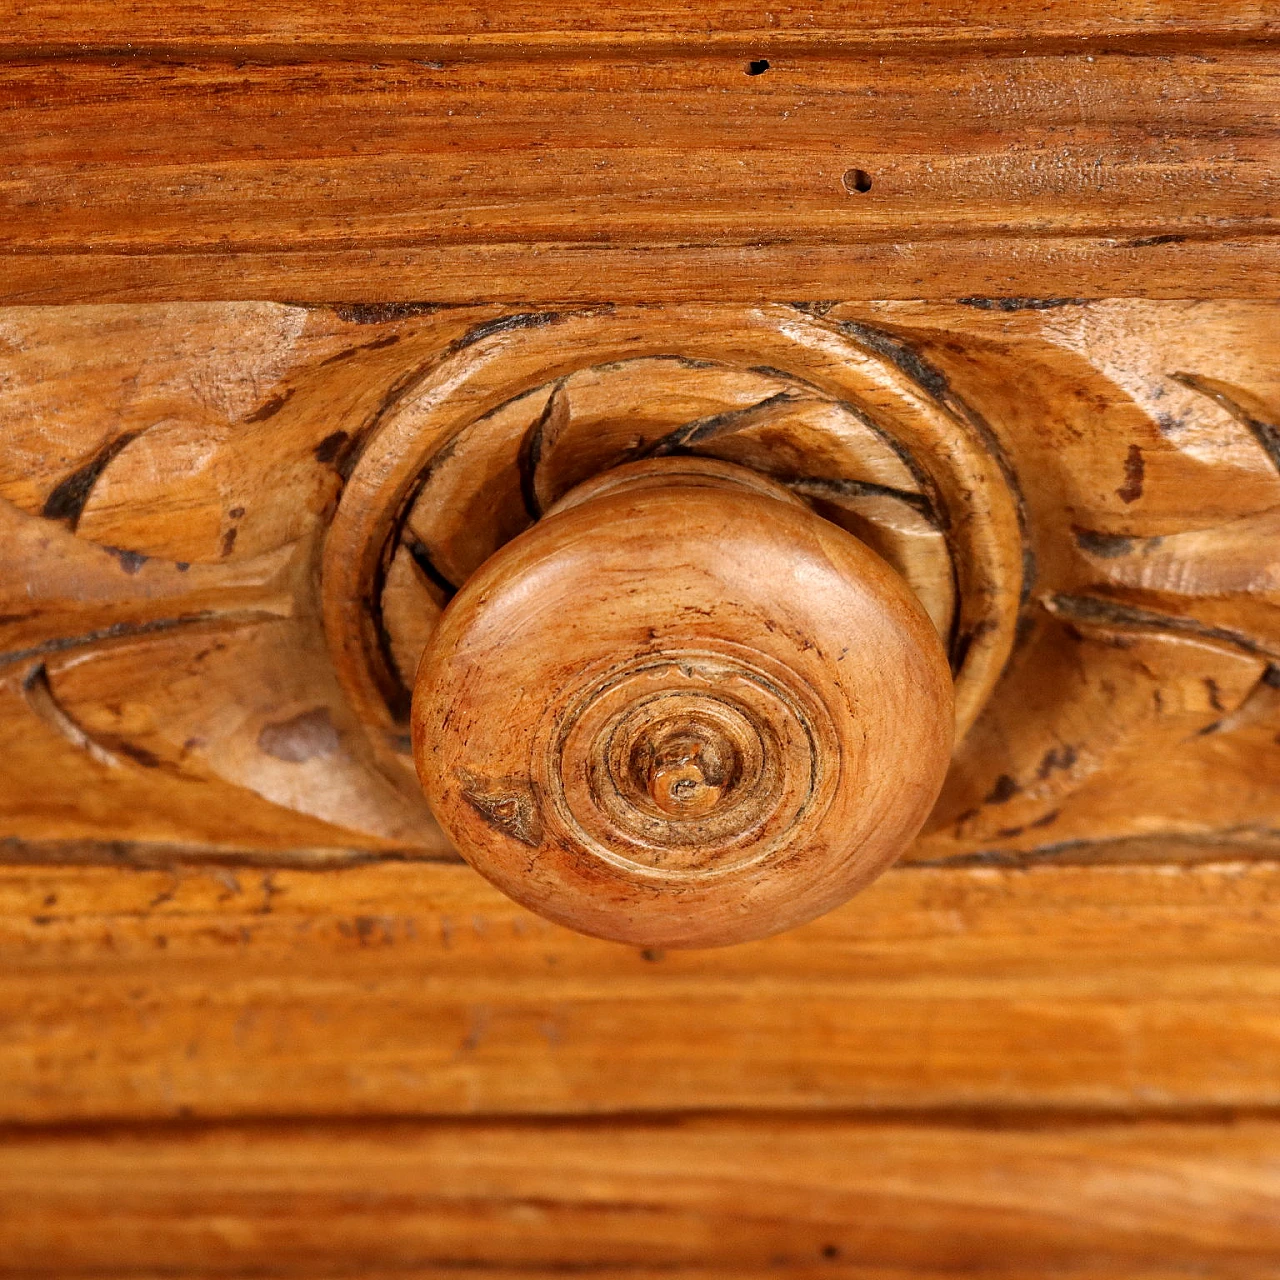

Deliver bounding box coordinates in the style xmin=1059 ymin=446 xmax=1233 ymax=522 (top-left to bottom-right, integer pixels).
xmin=411 ymin=457 xmax=953 ymax=948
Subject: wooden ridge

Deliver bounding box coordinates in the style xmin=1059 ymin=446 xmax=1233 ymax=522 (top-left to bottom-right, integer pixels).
xmin=3 ymin=0 xmax=1277 ymax=53
xmin=6 ymin=1113 xmax=1280 ymax=1275
xmin=1 ymin=49 xmax=1277 ymax=302
xmin=5 ymin=237 xmax=1280 ymax=305
xmin=4 ymin=855 xmax=1280 ymax=1123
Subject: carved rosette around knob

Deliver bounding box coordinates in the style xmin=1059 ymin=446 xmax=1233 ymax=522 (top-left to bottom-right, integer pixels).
xmin=412 ymin=458 xmax=954 ymax=948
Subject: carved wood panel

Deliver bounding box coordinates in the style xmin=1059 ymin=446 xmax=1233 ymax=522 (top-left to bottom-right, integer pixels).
xmin=2 ymin=299 xmax=1277 ymax=875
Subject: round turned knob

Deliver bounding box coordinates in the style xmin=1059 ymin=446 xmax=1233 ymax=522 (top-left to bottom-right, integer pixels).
xmin=411 ymin=457 xmax=953 ymax=948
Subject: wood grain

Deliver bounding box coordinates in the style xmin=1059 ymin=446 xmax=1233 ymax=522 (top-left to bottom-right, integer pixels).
xmin=4 ymin=8 xmax=1279 ymax=1265
xmin=6 ymin=0 xmax=1278 ymax=53
xmin=413 ymin=458 xmax=954 ymax=947
xmin=1 ymin=49 xmax=1277 ymax=302
xmin=4 ymin=237 xmax=1280 ymax=305
xmin=2 ymin=299 xmax=1277 ymax=884
xmin=3 ymin=856 xmax=1280 ymax=1122
xmin=6 ymin=1114 xmax=1280 ymax=1276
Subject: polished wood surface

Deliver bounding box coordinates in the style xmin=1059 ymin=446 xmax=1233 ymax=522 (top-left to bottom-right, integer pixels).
xmin=0 ymin=43 xmax=1277 ymax=301
xmin=2 ymin=300 xmax=1275 ymax=870
xmin=5 ymin=853 xmax=1280 ymax=1273
xmin=414 ymin=457 xmax=953 ymax=946
xmin=4 ymin=855 xmax=1280 ymax=1122
xmin=8 ymin=1114 xmax=1280 ymax=1277
xmin=0 ymin=293 xmax=1267 ymax=1265
xmin=2 ymin=4 xmax=1279 ymax=1270
xmin=10 ymin=0 xmax=1278 ymax=49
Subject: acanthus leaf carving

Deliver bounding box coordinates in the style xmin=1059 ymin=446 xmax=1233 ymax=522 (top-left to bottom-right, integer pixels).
xmin=0 ymin=299 xmax=1276 ymax=873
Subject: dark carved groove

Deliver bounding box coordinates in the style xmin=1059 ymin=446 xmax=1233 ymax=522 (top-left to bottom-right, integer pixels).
xmin=1172 ymin=371 xmax=1280 ymax=478
xmin=41 ymin=431 xmax=141 ymax=528
xmin=785 ymin=475 xmax=940 ymax=527
xmin=1047 ymin=593 xmax=1277 ymax=659
xmin=0 ymin=612 xmax=278 ymax=671
xmin=518 ymin=379 xmax=570 ymax=520
xmin=644 ymin=391 xmax=801 ymax=457
xmin=838 ymin=318 xmax=1035 ymax=608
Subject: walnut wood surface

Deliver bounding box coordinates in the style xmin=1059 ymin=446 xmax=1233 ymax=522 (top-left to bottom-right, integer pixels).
xmin=2 ymin=10 xmax=1279 ymax=1257
xmin=8 ymin=0 xmax=1277 ymax=50
xmin=2 ymin=300 xmax=1276 ymax=873
xmin=1 ymin=46 xmax=1277 ymax=301
xmin=413 ymin=458 xmax=953 ymax=946
xmin=4 ymin=855 xmax=1280 ymax=1123
xmin=7 ymin=1114 xmax=1280 ymax=1276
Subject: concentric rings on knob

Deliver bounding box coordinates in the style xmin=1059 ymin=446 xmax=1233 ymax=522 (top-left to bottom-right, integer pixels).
xmin=544 ymin=647 xmax=837 ymax=876
xmin=411 ymin=457 xmax=954 ymax=948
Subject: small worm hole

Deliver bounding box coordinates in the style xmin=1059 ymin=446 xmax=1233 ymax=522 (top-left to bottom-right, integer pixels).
xmin=745 ymin=59 xmax=771 ymax=75
xmin=842 ymin=168 xmax=873 ymax=194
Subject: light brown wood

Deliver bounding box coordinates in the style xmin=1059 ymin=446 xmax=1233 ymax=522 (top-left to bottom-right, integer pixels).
xmin=3 ymin=855 xmax=1280 ymax=1122
xmin=8 ymin=0 xmax=1277 ymax=51
xmin=7 ymin=1114 xmax=1280 ymax=1277
xmin=1 ymin=47 xmax=1277 ymax=302
xmin=2 ymin=300 xmax=1276 ymax=876
xmin=413 ymin=457 xmax=953 ymax=946
xmin=2 ymin=13 xmax=1279 ymax=1259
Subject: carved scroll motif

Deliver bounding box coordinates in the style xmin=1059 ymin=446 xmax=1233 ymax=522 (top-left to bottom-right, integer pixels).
xmin=0 ymin=301 xmax=1277 ymax=868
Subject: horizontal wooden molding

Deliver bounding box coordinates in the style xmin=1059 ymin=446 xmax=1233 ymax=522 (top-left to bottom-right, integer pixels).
xmin=3 ymin=1 xmax=1277 ymax=53
xmin=1 ymin=50 xmax=1277 ymax=301
xmin=6 ymin=1113 xmax=1280 ymax=1275
xmin=4 ymin=238 xmax=1280 ymax=304
xmin=4 ymin=857 xmax=1280 ymax=1123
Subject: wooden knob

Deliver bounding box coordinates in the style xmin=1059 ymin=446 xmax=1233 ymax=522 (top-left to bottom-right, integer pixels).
xmin=411 ymin=458 xmax=953 ymax=948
